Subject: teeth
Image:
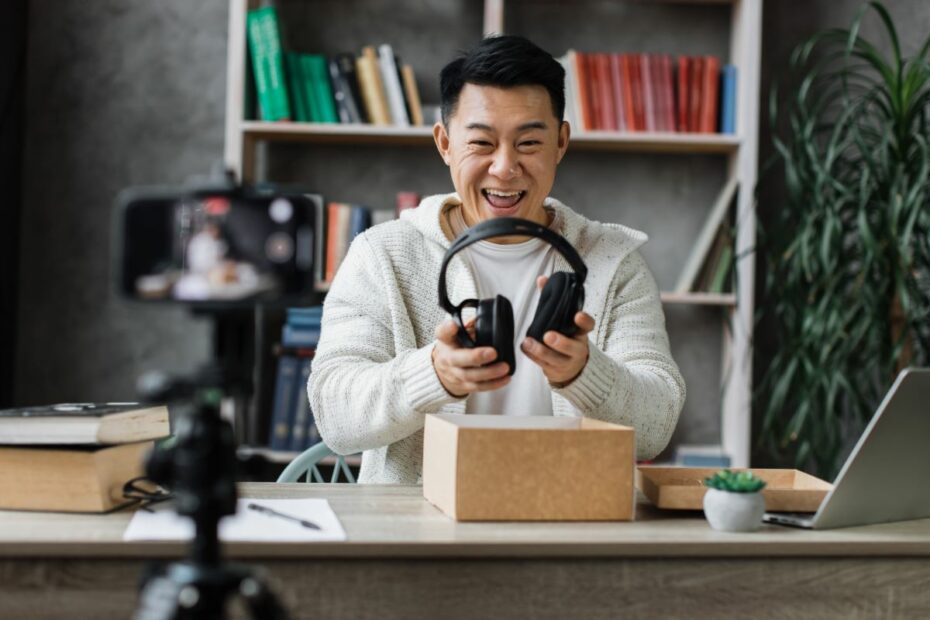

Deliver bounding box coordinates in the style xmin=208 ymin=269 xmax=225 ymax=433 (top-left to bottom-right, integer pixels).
xmin=485 ymin=190 xmax=523 ymax=197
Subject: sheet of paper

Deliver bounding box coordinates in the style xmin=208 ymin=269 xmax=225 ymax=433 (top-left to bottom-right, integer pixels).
xmin=123 ymin=498 xmax=346 ymax=542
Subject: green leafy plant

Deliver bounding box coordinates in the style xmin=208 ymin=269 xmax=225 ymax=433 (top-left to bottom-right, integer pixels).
xmin=758 ymin=1 xmax=930 ymax=478
xmin=704 ymin=470 xmax=767 ymax=494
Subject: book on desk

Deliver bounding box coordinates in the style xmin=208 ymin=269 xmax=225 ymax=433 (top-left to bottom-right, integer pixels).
xmin=0 ymin=403 xmax=170 ymax=513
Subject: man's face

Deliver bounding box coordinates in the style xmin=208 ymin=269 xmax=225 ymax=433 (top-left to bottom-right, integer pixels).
xmin=433 ymin=83 xmax=570 ymax=228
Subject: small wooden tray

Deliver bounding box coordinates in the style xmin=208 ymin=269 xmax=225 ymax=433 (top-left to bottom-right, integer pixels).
xmin=636 ymin=466 xmax=832 ymax=512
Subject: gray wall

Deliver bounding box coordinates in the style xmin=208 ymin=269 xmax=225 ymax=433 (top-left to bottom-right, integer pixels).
xmin=15 ymin=1 xmax=929 ymax=458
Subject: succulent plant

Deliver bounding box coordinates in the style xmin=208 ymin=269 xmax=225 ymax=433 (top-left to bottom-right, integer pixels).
xmin=704 ymin=469 xmax=767 ymax=494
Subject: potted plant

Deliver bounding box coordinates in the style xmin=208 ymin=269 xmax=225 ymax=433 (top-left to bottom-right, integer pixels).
xmin=703 ymin=470 xmax=767 ymax=532
xmin=757 ymin=1 xmax=930 ymax=479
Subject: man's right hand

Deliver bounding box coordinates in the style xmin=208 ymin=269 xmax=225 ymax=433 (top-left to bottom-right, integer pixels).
xmin=431 ymin=319 xmax=511 ymax=398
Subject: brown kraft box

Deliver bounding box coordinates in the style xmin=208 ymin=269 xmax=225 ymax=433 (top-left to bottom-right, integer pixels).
xmin=422 ymin=413 xmax=635 ymax=521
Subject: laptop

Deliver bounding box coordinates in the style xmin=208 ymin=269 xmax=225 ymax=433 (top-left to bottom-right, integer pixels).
xmin=763 ymin=367 xmax=930 ymax=529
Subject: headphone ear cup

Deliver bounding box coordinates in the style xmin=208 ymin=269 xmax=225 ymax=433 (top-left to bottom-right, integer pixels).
xmin=474 ymin=296 xmax=516 ymax=376
xmin=526 ymin=271 xmax=579 ymax=341
xmin=493 ymin=295 xmax=516 ymax=376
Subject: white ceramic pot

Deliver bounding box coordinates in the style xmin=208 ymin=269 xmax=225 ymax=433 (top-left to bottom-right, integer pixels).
xmin=703 ymin=488 xmax=765 ymax=532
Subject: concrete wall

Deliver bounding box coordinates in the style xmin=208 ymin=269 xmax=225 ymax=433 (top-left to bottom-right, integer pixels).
xmin=15 ymin=1 xmax=929 ymax=458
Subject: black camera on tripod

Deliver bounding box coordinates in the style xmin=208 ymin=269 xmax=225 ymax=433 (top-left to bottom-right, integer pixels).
xmin=114 ymin=170 xmax=310 ymax=619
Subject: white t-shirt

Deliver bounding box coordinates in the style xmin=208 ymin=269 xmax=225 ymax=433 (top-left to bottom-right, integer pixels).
xmin=462 ymin=237 xmax=556 ymax=416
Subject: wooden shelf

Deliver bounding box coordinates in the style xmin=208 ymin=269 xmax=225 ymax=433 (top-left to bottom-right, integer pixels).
xmin=240 ymin=121 xmax=740 ymax=154
xmin=659 ymin=292 xmax=736 ymax=307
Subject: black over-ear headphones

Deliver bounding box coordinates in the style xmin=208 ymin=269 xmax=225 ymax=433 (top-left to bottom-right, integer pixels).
xmin=438 ymin=217 xmax=587 ymax=376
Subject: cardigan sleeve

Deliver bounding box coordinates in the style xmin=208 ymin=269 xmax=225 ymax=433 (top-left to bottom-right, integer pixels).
xmin=307 ymin=233 xmax=462 ymax=455
xmin=552 ymin=249 xmax=686 ymax=460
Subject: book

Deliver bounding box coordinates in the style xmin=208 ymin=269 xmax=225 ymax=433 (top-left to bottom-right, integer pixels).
xmin=307 ymin=54 xmax=339 ymax=124
xmin=268 ymin=355 xmax=300 ymax=450
xmin=357 ymin=47 xmax=391 ymax=125
xmin=0 ymin=440 xmax=153 ymax=512
xmin=289 ymin=357 xmax=314 ymax=452
xmin=395 ymin=191 xmax=420 ymax=216
xmin=674 ymin=444 xmax=732 ymax=468
xmin=0 ymin=403 xmax=169 ymax=445
xmin=246 ymin=6 xmax=291 ymax=121
xmin=401 ymin=64 xmax=424 ymax=126
xmin=706 ymin=226 xmax=735 ymax=294
xmin=329 ymin=54 xmax=365 ymax=124
xmin=719 ymin=64 xmax=737 ymax=134
xmin=286 ymin=52 xmax=310 ymax=122
xmin=377 ymin=44 xmax=410 ymax=126
xmin=674 ymin=176 xmax=738 ymax=293
xmin=699 ymin=56 xmax=721 ymax=133
xmin=677 ymin=56 xmax=690 ymax=132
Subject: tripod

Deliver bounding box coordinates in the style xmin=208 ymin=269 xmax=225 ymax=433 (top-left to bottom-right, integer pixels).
xmin=133 ymin=368 xmax=289 ymax=619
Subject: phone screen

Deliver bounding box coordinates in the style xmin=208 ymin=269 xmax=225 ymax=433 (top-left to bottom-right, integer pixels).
xmin=116 ymin=189 xmax=315 ymax=304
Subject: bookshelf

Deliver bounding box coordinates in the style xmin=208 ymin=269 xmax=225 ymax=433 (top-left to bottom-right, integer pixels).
xmin=224 ymin=0 xmax=761 ymax=467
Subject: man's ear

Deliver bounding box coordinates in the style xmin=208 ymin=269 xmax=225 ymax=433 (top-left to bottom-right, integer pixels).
xmin=556 ymin=120 xmax=570 ymax=164
xmin=433 ymin=122 xmax=451 ymax=165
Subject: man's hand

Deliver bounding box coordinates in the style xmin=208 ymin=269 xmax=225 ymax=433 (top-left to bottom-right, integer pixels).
xmin=521 ymin=275 xmax=595 ymax=387
xmin=432 ymin=319 xmax=511 ymax=398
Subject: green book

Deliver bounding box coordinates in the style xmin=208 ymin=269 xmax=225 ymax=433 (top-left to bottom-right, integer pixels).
xmin=246 ymin=10 xmax=272 ymax=121
xmin=307 ymin=54 xmax=339 ymax=123
xmin=708 ymin=243 xmax=733 ymax=293
xmin=300 ymin=54 xmax=322 ymax=122
xmin=286 ymin=52 xmax=309 ymax=122
xmin=255 ymin=6 xmax=291 ymax=120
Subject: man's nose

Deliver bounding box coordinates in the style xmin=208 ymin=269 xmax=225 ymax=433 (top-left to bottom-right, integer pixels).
xmin=488 ymin=148 xmax=521 ymax=179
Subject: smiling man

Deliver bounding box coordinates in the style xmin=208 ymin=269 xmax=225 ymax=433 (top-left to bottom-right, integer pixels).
xmin=308 ymin=36 xmax=685 ymax=484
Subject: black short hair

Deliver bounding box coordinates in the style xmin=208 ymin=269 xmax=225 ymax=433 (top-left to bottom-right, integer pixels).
xmin=439 ymin=35 xmax=565 ymax=126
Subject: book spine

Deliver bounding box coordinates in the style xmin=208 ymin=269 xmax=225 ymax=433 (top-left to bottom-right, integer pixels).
xmin=689 ymin=56 xmax=703 ymax=134
xmin=595 ymin=53 xmax=615 ymax=131
xmin=286 ymin=52 xmax=309 ymax=122
xmin=401 ymin=65 xmax=424 ymax=126
xmin=268 ymin=355 xmax=299 ymax=450
xmin=620 ymin=54 xmax=637 ymax=131
xmin=574 ymin=51 xmax=593 ymax=131
xmin=641 ymin=53 xmax=656 ymax=132
xmin=258 ymin=6 xmax=291 ymax=121
xmin=700 ymin=56 xmax=721 ymax=133
xmin=329 ymin=56 xmax=363 ymax=124
xmin=378 ymin=44 xmax=411 ymax=126
xmin=337 ymin=52 xmax=368 ymax=123
xmin=300 ymin=54 xmax=321 ymax=122
xmin=720 ymin=64 xmax=737 ymax=134
xmin=289 ymin=357 xmax=314 ymax=452
xmin=309 ymin=54 xmax=339 ymax=123
xmin=565 ymin=50 xmax=584 ymax=131
xmin=246 ymin=10 xmax=272 ymax=121
xmin=609 ymin=53 xmax=626 ymax=132
xmin=677 ymin=56 xmax=689 ymax=132
xmin=356 ymin=51 xmax=391 ymax=125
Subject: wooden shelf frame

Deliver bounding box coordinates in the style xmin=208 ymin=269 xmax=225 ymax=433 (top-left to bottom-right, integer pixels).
xmin=224 ymin=0 xmax=762 ymax=467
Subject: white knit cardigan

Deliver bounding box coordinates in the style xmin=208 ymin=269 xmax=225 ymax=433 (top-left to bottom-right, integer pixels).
xmin=308 ymin=193 xmax=686 ymax=484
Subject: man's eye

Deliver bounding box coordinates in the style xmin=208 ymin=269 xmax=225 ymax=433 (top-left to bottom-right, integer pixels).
xmin=520 ymin=141 xmax=541 ymax=147
xmin=469 ymin=140 xmax=492 ymax=147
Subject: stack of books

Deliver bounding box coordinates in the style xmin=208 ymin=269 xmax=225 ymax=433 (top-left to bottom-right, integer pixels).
xmin=558 ymin=50 xmax=737 ymax=134
xmin=0 ymin=403 xmax=170 ymax=512
xmin=268 ymin=306 xmax=324 ymax=453
xmin=247 ymin=5 xmax=425 ymax=126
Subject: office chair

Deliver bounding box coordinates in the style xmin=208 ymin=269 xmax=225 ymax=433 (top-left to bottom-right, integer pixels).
xmin=276 ymin=441 xmax=356 ymax=483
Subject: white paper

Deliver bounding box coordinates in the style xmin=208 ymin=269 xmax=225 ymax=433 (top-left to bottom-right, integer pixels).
xmin=122 ymin=498 xmax=346 ymax=542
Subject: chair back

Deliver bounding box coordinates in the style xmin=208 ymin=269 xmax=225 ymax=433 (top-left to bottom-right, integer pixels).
xmin=276 ymin=442 xmax=356 ymax=483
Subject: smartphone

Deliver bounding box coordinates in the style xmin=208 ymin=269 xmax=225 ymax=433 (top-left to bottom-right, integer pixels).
xmin=114 ymin=186 xmax=316 ymax=305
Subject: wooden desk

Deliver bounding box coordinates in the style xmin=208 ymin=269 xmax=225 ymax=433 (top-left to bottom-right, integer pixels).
xmin=2 ymin=483 xmax=929 ymax=619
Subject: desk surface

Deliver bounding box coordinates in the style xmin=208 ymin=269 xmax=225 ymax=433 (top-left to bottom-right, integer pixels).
xmin=3 ymin=483 xmax=930 ymax=559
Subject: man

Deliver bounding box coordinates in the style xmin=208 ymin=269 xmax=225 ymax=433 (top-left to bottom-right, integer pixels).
xmin=308 ymin=36 xmax=685 ymax=484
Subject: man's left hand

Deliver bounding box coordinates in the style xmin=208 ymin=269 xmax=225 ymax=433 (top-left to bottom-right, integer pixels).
xmin=521 ymin=275 xmax=596 ymax=387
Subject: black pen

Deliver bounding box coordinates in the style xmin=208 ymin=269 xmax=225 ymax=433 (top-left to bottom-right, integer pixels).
xmin=246 ymin=502 xmax=321 ymax=530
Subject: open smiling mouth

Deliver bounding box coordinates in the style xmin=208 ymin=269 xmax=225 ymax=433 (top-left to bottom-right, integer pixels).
xmin=482 ymin=189 xmax=526 ymax=211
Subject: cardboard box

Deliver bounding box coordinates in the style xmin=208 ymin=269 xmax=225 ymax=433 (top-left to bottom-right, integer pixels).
xmin=422 ymin=414 xmax=635 ymax=521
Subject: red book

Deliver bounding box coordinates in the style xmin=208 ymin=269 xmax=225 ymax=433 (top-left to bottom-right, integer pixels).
xmin=609 ymin=53 xmax=626 ymax=131
xmin=595 ymin=53 xmax=616 ymax=131
xmin=620 ymin=54 xmax=637 ymax=131
xmin=574 ymin=52 xmax=593 ymax=131
xmin=659 ymin=54 xmax=675 ymax=132
xmin=395 ymin=191 xmax=420 ymax=215
xmin=677 ymin=56 xmax=690 ymax=132
xmin=586 ymin=53 xmax=603 ymax=130
xmin=630 ymin=55 xmax=645 ymax=131
xmin=700 ymin=55 xmax=721 ymax=133
xmin=641 ymin=54 xmax=655 ymax=132
xmin=689 ymin=56 xmax=704 ymax=134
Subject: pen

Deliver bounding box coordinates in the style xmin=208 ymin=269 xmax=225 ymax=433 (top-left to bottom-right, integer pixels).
xmin=246 ymin=502 xmax=321 ymax=530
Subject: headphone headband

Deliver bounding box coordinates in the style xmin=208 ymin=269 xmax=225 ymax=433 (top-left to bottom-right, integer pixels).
xmin=438 ymin=217 xmax=587 ymax=315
